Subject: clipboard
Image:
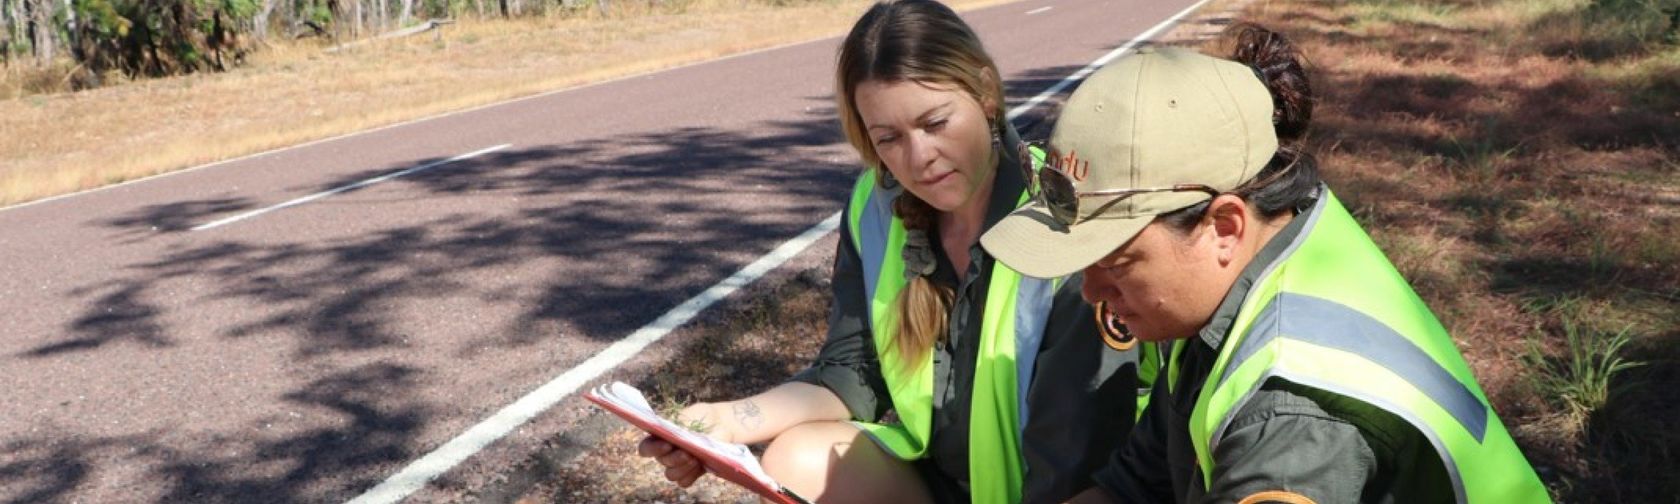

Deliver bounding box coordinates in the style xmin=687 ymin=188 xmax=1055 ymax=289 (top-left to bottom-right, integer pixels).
xmin=584 ymin=381 xmax=812 ymax=504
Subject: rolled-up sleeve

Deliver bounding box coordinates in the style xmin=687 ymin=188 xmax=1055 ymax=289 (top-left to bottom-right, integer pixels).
xmin=789 ymin=211 xmax=891 ymax=422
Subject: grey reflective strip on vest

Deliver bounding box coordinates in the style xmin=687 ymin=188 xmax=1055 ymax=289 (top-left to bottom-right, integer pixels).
xmin=855 ymin=185 xmax=899 ymax=330
xmin=1011 ymin=275 xmax=1056 ymax=431
xmin=1218 ymin=293 xmax=1490 ymax=442
xmin=1209 ymin=298 xmax=1477 ymax=503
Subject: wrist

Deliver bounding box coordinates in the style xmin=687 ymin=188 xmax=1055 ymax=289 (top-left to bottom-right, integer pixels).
xmin=679 ymin=402 xmax=735 ymax=443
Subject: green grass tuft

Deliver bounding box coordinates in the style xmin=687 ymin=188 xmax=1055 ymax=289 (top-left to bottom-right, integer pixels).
xmin=1523 ymin=314 xmax=1645 ymax=429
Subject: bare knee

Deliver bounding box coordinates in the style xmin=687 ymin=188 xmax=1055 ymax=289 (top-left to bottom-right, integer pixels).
xmin=760 ymin=422 xmax=931 ymax=504
xmin=761 ymin=422 xmax=853 ymax=482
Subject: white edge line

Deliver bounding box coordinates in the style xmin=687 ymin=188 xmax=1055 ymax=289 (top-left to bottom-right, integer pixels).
xmin=1025 ymin=6 xmax=1053 ymax=15
xmin=347 ymin=0 xmax=1216 ymax=501
xmin=1006 ymin=0 xmax=1216 ymax=122
xmin=190 ymin=144 xmax=512 ymax=231
xmin=345 ymin=212 xmax=844 ymax=504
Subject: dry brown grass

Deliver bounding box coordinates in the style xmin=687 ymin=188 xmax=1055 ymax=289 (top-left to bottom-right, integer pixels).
xmin=1242 ymin=0 xmax=1679 ymax=500
xmin=0 ymin=0 xmax=1009 ymax=208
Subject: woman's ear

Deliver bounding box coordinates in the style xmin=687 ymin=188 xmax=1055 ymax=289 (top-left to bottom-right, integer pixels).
xmin=1207 ymin=195 xmax=1249 ymax=266
xmin=978 ymin=67 xmax=1002 ymax=120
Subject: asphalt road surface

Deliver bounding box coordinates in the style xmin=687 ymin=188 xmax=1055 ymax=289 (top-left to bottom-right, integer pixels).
xmin=0 ymin=0 xmax=1205 ymax=501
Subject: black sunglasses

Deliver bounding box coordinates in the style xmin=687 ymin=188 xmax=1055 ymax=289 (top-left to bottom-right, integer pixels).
xmin=1017 ymin=141 xmax=1221 ymax=226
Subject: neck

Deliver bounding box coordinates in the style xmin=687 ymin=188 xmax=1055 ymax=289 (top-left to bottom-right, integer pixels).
xmin=1224 ymin=212 xmax=1296 ymax=288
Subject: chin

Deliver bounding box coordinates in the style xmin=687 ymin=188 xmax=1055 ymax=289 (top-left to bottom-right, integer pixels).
xmin=907 ymin=190 xmax=964 ymax=212
xmin=1124 ymin=325 xmax=1179 ymax=343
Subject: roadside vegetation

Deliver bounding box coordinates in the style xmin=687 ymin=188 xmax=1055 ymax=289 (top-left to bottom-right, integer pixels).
xmin=1246 ymin=0 xmax=1677 ymax=500
xmin=523 ymin=0 xmax=1678 ymax=502
xmin=0 ymin=0 xmax=1005 ymax=208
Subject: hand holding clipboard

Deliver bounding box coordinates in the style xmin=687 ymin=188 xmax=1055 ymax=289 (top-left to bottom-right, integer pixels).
xmin=585 ymin=381 xmax=812 ymax=504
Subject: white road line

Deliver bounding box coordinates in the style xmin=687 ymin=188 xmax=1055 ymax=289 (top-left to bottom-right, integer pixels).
xmin=347 ymin=0 xmax=1216 ymax=501
xmin=190 ymin=144 xmax=512 ymax=231
xmin=346 ymin=212 xmax=844 ymax=504
xmin=1006 ymin=0 xmax=1215 ymax=122
xmin=1026 ymin=6 xmax=1053 ymax=15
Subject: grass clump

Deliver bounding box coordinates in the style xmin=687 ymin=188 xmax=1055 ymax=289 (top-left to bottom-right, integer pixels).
xmin=1522 ymin=309 xmax=1644 ymax=432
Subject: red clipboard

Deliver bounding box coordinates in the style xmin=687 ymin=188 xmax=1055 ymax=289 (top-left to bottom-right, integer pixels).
xmin=584 ymin=383 xmax=811 ymax=504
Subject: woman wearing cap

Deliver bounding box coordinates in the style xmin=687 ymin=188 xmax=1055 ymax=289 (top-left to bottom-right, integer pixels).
xmin=980 ymin=26 xmax=1550 ymax=503
xmin=634 ymin=1 xmax=1154 ymax=502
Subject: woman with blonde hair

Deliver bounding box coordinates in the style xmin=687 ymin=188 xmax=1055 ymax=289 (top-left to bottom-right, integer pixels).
xmin=636 ymin=1 xmax=1152 ymax=502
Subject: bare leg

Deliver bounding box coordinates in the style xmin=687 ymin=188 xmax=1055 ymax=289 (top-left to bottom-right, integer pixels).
xmin=760 ymin=421 xmax=935 ymax=504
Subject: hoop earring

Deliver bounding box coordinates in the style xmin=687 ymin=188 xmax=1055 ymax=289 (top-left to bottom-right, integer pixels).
xmin=1094 ymin=301 xmax=1137 ymax=351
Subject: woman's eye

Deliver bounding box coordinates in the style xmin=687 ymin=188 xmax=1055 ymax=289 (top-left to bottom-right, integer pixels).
xmin=925 ymin=118 xmax=947 ymax=131
xmin=874 ymin=134 xmax=898 ymax=146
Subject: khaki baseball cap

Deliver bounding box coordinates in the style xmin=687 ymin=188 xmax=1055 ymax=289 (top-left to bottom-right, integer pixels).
xmin=981 ymin=47 xmax=1278 ymax=279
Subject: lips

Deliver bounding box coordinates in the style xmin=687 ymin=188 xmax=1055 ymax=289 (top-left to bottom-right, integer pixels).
xmin=918 ymin=170 xmax=955 ymax=186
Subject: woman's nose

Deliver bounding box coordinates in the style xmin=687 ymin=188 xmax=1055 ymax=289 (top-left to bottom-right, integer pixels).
xmin=906 ymin=132 xmax=937 ymax=171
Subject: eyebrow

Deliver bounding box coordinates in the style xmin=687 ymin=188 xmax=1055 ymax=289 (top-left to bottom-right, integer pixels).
xmin=867 ymin=101 xmax=953 ymax=133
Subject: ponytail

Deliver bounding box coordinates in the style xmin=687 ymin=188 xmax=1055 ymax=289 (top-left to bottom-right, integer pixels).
xmin=886 ymin=192 xmax=953 ymax=372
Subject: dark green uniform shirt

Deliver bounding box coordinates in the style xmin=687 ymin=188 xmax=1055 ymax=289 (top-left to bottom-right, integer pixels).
xmin=1091 ymin=189 xmax=1454 ymax=503
xmin=792 ymin=125 xmax=1146 ymax=504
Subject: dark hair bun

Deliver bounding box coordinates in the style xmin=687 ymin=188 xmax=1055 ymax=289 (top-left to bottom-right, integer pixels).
xmin=1223 ymin=23 xmax=1313 ymax=143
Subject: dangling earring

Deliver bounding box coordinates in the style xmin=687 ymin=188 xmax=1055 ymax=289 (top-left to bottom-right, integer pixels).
xmin=878 ymin=169 xmax=900 ymax=189
xmin=990 ymin=120 xmax=1002 ymax=150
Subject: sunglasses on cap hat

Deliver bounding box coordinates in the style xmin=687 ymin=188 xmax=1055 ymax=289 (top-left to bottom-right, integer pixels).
xmin=1017 ymin=141 xmax=1221 ymax=227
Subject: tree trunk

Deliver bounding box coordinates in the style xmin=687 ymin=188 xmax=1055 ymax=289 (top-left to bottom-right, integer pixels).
xmin=1 ymin=0 xmax=12 ymax=66
xmin=253 ymin=0 xmax=276 ymax=40
xmin=397 ymin=0 xmax=410 ymax=27
xmin=59 ymin=0 xmax=72 ymax=56
xmin=25 ymin=0 xmax=52 ymax=65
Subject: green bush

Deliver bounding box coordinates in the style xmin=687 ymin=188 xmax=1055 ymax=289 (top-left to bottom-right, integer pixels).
xmin=70 ymin=0 xmax=257 ymax=77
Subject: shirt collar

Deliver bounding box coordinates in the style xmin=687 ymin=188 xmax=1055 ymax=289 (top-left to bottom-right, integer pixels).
xmin=1194 ymin=183 xmax=1325 ymax=349
xmin=984 ymin=121 xmax=1029 ymax=232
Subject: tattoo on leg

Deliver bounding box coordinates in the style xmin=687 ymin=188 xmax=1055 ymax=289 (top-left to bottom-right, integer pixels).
xmin=734 ymin=400 xmax=764 ymax=431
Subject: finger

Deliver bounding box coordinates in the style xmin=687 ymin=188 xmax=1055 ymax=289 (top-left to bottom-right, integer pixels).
xmin=670 ymin=451 xmax=700 ymax=473
xmin=665 ymin=462 xmax=701 ymax=484
xmin=656 ymin=448 xmax=694 ymax=468
xmin=637 ymin=436 xmax=672 ymax=457
xmin=676 ymin=469 xmax=703 ymax=488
